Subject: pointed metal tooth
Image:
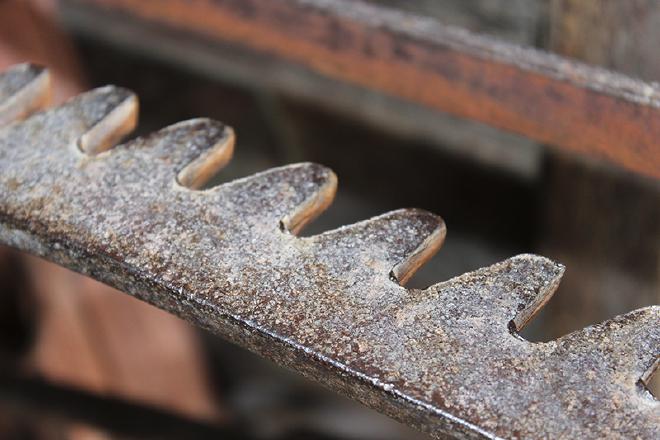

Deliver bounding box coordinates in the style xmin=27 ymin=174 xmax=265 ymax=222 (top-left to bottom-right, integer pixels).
xmin=278 ymin=164 xmax=337 ymax=234
xmin=121 ymin=119 xmax=234 ymax=188
xmin=431 ymin=254 xmax=564 ymax=331
xmin=507 ymin=254 xmax=565 ymax=331
xmin=223 ymin=162 xmax=337 ymax=234
xmin=560 ymin=306 xmax=659 ymax=385
xmin=0 ymin=64 xmax=51 ymax=127
xmin=176 ymin=123 xmax=235 ymax=189
xmin=2 ymin=86 xmax=137 ymax=155
xmin=77 ymin=87 xmax=138 ymax=154
xmin=315 ymin=209 xmax=445 ymax=285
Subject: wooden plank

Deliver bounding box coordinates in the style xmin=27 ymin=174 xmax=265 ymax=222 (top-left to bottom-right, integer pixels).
xmin=71 ymin=0 xmax=660 ymax=179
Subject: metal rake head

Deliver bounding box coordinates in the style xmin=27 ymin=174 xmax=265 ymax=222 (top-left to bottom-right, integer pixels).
xmin=0 ymin=64 xmax=658 ymax=439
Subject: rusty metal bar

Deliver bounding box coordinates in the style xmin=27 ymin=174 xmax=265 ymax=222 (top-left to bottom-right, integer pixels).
xmin=0 ymin=64 xmax=658 ymax=439
xmin=66 ymin=0 xmax=660 ymax=180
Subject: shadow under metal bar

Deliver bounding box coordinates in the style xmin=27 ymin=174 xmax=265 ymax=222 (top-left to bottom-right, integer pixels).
xmin=0 ymin=371 xmax=247 ymax=440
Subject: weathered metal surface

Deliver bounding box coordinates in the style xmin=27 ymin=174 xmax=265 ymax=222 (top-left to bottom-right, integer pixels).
xmin=0 ymin=64 xmax=50 ymax=127
xmin=0 ymin=66 xmax=658 ymax=439
xmin=66 ymin=0 xmax=660 ymax=180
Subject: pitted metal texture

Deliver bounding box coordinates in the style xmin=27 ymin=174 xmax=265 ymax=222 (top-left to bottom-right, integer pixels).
xmin=0 ymin=64 xmax=657 ymax=439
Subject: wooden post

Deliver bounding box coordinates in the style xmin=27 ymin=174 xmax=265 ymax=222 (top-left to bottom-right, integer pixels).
xmin=537 ymin=1 xmax=660 ymax=354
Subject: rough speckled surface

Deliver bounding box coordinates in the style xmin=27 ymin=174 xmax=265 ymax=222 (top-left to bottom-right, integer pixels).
xmin=0 ymin=64 xmax=40 ymax=102
xmin=0 ymin=64 xmax=49 ymax=126
xmin=0 ymin=65 xmax=658 ymax=439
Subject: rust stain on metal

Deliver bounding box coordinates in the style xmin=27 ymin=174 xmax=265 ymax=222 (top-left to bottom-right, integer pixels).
xmin=69 ymin=0 xmax=660 ymax=180
xmin=0 ymin=65 xmax=658 ymax=439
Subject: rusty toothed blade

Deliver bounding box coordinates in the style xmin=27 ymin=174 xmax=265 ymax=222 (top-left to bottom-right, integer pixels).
xmin=0 ymin=64 xmax=657 ymax=439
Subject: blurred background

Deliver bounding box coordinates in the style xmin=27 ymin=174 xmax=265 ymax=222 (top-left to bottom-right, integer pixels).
xmin=0 ymin=0 xmax=658 ymax=439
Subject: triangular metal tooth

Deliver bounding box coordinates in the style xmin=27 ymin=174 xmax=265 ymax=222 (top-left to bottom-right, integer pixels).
xmin=217 ymin=162 xmax=337 ymax=234
xmin=176 ymin=121 xmax=235 ymax=189
xmin=312 ymin=209 xmax=445 ymax=285
xmin=113 ymin=118 xmax=234 ymax=188
xmin=2 ymin=85 xmax=137 ymax=156
xmin=557 ymin=305 xmax=659 ymax=386
xmin=77 ymin=87 xmax=138 ymax=154
xmin=0 ymin=64 xmax=50 ymax=127
xmin=426 ymin=254 xmax=565 ymax=331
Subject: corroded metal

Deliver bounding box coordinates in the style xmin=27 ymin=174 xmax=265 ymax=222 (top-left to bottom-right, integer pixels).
xmin=67 ymin=0 xmax=660 ymax=180
xmin=0 ymin=65 xmax=658 ymax=439
xmin=0 ymin=64 xmax=50 ymax=127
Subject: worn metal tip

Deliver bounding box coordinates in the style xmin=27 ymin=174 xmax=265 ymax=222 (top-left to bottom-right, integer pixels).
xmin=509 ymin=254 xmax=565 ymax=331
xmin=175 ymin=120 xmax=235 ymax=189
xmin=0 ymin=63 xmax=51 ymax=126
xmin=76 ymin=86 xmax=138 ymax=154
xmin=279 ymin=163 xmax=337 ymax=234
xmin=390 ymin=209 xmax=446 ymax=285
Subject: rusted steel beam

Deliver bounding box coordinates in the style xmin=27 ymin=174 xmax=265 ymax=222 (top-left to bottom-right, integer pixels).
xmin=1 ymin=65 xmax=658 ymax=439
xmin=68 ymin=0 xmax=660 ymax=180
